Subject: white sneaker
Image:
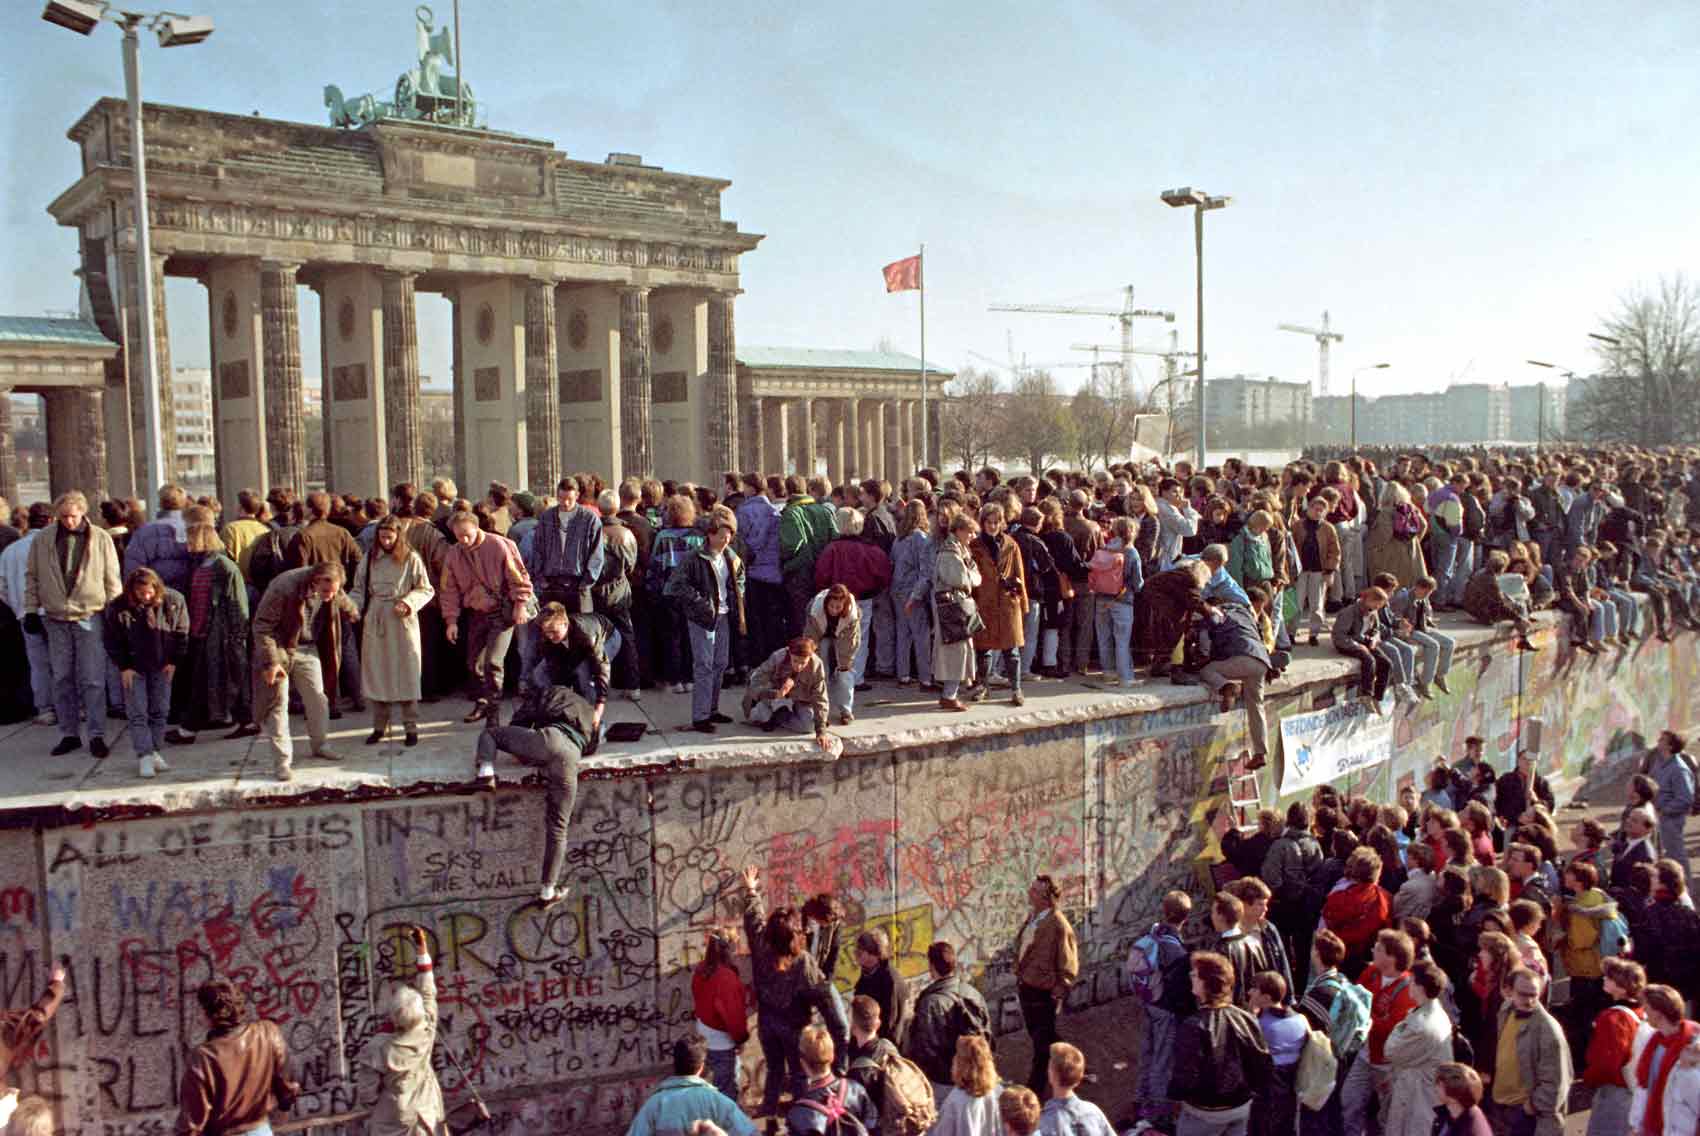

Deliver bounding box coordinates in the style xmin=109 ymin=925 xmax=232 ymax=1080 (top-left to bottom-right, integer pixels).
xmin=539 ymin=883 xmax=568 ymax=904
xmin=139 ymin=753 xmax=157 ymax=778
xmin=33 ymin=710 xmax=57 ymax=727
xmin=624 ymin=689 xmax=643 ymax=702
xmin=151 ymin=752 xmax=171 ymax=773
xmin=476 ymin=761 xmax=496 ymax=780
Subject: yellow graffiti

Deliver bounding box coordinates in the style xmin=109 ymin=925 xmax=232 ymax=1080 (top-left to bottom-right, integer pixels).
xmin=833 ymin=902 xmax=935 ymax=989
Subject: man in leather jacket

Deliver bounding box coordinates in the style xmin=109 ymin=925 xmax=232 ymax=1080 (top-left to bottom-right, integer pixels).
xmin=176 ymin=979 xmax=299 ymax=1136
xmin=1169 ymin=951 xmax=1272 ymax=1133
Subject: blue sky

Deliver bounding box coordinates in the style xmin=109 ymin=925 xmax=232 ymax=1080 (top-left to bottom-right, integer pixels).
xmin=4 ymin=1 xmax=1698 ymax=399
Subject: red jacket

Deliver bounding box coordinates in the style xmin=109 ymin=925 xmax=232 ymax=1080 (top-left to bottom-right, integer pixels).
xmin=814 ymin=537 xmax=892 ymax=601
xmin=1323 ymin=881 xmax=1391 ymax=956
xmin=691 ymin=963 xmax=749 ymax=1046
xmin=1583 ymin=1002 xmax=1645 ymax=1088
xmin=1357 ymin=965 xmax=1417 ymax=1065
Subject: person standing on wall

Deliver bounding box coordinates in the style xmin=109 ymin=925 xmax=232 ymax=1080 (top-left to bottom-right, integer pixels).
xmin=1013 ymin=874 xmax=1078 ymax=1099
xmin=1649 ymin=731 xmax=1696 ymax=878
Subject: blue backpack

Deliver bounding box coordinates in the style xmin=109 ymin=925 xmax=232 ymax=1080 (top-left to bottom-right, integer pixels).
xmin=1598 ymin=911 xmax=1631 ymax=959
xmin=1127 ymin=924 xmax=1183 ymax=1005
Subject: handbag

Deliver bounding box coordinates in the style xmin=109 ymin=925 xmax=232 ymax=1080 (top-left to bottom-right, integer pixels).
xmin=934 ymin=589 xmax=984 ymax=645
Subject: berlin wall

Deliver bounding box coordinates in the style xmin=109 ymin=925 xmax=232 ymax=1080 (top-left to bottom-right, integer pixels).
xmin=3 ymin=625 xmax=1696 ymax=1134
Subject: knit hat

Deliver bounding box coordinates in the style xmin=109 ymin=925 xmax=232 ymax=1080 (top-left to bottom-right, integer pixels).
xmin=513 ymin=491 xmax=539 ymax=517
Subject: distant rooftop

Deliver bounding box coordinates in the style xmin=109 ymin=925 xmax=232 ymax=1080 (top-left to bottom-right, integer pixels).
xmin=738 ymin=346 xmax=954 ymax=375
xmin=0 ymin=316 xmax=116 ymax=350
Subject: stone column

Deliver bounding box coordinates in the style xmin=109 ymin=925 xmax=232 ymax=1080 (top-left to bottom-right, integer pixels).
xmin=882 ymin=402 xmax=901 ymax=482
xmin=0 ymin=390 xmax=15 ymax=505
xmin=897 ymin=399 xmax=911 ymax=479
xmin=761 ymin=397 xmax=788 ymax=475
xmin=384 ymin=270 xmax=424 ymax=490
xmin=706 ymin=292 xmax=738 ymax=476
xmin=797 ymin=397 xmax=817 ymax=480
xmin=825 ymin=400 xmax=846 ymax=486
xmin=450 ymin=288 xmax=467 ymax=491
xmin=524 ymin=279 xmax=561 ymax=489
xmin=261 ymin=260 xmax=306 ymax=492
xmin=866 ymin=400 xmax=886 ymax=482
xmin=844 ymin=397 xmax=861 ymax=479
xmin=618 ymin=286 xmax=653 ymax=479
xmin=927 ymin=400 xmax=942 ymax=470
xmin=738 ymin=371 xmax=762 ymax=475
xmin=311 ymin=280 xmax=333 ymax=491
xmin=44 ymin=389 xmax=107 ymax=500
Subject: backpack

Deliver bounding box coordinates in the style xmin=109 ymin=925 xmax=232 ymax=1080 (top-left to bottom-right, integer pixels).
xmin=791 ymin=1077 xmax=869 ymax=1136
xmin=248 ymin=526 xmax=288 ymax=592
xmin=1462 ymin=495 xmax=1487 ymax=541
xmin=1310 ymin=973 xmax=1371 ymax=1063
xmin=872 ymin=1050 xmax=937 ymax=1136
xmin=1087 ymin=548 xmax=1127 ymax=596
xmin=1597 ymin=911 xmax=1631 ymax=959
xmin=1127 ymin=925 xmax=1183 ymax=1005
xmin=1391 ymin=502 xmax=1423 ymax=539
xmin=1612 ymin=1006 xmax=1655 ymax=1088
xmin=1295 ymin=1028 xmax=1338 ymax=1111
xmin=1450 ymin=1023 xmax=1475 ymax=1067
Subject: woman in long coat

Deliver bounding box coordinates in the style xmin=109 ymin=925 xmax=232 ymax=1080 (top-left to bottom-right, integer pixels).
xmin=1366 ymin=480 xmax=1428 ymax=587
xmin=1380 ymin=963 xmax=1454 ymax=1135
xmin=931 ymin=510 xmax=981 ymax=712
xmin=968 ymin=502 xmax=1028 ymax=706
xmin=183 ymin=521 xmax=252 ymax=737
xmin=350 ymin=516 xmax=435 ymax=746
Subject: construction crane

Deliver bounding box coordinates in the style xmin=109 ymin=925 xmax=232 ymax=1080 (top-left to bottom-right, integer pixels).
xmin=990 ymin=285 xmax=1174 ymax=395
xmin=1277 ymin=310 xmax=1344 ymax=396
xmin=966 ymin=350 xmax=1090 ymax=375
xmin=1073 ymin=333 xmax=1199 ymax=457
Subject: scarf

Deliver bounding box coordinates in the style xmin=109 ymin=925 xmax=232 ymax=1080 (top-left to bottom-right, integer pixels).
xmin=1637 ymin=1020 xmax=1700 ymax=1135
xmin=54 ymin=519 xmax=90 ymax=595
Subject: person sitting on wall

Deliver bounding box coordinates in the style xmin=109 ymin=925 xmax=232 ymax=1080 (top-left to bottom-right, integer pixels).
xmin=741 ymin=636 xmax=834 ymax=751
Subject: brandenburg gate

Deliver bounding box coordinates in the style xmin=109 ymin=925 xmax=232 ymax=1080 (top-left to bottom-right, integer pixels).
xmin=45 ymin=96 xmax=763 ymax=500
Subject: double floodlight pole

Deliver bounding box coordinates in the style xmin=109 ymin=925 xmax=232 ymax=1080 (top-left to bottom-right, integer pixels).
xmin=43 ymin=1 xmax=214 ymax=500
xmin=1161 ymin=187 xmax=1230 ymax=467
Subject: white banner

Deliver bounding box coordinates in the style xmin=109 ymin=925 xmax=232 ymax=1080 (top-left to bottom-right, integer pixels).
xmin=1278 ymin=699 xmax=1395 ymax=796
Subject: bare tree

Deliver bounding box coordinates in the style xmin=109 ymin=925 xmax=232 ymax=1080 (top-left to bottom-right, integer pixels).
xmin=939 ymin=366 xmax=1004 ymax=473
xmin=1576 ymin=274 xmax=1700 ymax=445
xmin=1068 ymin=362 xmax=1148 ymax=471
xmin=993 ymin=370 xmax=1076 ymax=477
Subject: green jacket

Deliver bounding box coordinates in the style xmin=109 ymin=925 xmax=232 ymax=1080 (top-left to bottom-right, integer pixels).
xmin=779 ymin=496 xmax=836 ymax=578
xmin=1226 ymin=526 xmax=1273 ymax=586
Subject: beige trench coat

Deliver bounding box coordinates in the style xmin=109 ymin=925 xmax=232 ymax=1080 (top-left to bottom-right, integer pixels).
xmin=363 ymin=964 xmax=446 ymax=1136
xmin=350 ymin=549 xmax=434 ymax=703
xmin=931 ymin=536 xmax=982 ymax=685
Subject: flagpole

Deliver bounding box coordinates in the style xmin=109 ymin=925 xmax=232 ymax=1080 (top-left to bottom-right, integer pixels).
xmin=918 ymin=243 xmax=928 ymax=473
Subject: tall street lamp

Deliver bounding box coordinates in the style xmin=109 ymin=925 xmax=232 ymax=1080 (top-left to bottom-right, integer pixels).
xmin=1161 ymin=187 xmax=1230 ymax=467
xmin=1349 ymin=362 xmax=1389 ymax=451
xmin=1524 ymin=360 xmax=1576 ymax=454
xmin=43 ymin=1 xmax=215 ymax=499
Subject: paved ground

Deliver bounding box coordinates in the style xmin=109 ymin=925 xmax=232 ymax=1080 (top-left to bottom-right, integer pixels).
xmin=0 ymin=608 xmax=1530 ymax=817
xmin=989 ymin=764 xmax=1692 ymax=1134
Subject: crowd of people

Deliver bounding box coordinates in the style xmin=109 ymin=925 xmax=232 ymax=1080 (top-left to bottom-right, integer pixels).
xmin=0 ymin=443 xmax=1697 ymax=1135
xmin=3 ymin=445 xmax=1696 ymax=790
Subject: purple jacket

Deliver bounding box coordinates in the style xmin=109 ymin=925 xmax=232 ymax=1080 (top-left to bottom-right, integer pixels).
xmin=123 ymin=512 xmax=194 ymax=594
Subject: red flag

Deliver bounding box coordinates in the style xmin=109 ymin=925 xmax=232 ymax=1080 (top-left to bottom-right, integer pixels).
xmin=882 ymin=255 xmax=921 ymax=293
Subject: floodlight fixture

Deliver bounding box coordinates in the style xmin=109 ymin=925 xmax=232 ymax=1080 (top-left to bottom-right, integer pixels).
xmin=156 ymin=12 xmax=213 ymax=46
xmin=41 ymin=0 xmax=106 ymax=34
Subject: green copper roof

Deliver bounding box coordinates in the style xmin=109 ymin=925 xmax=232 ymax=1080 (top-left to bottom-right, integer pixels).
xmin=737 ymin=346 xmax=953 ymax=375
xmin=0 ymin=317 xmax=117 ymax=350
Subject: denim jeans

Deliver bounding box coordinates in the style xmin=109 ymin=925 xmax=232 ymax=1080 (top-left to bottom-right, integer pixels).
xmin=1138 ymin=1004 xmax=1177 ymax=1117
xmin=1094 ymin=599 xmax=1135 ymax=682
xmin=687 ymin=614 xmax=729 ymax=723
xmin=46 ymin=615 xmax=106 ymax=742
xmin=1019 ymin=604 xmax=1042 ymax=676
xmin=1405 ymin=629 xmax=1455 ymax=685
xmin=1605 ymin=588 xmax=1640 ymax=636
xmin=820 ymin=634 xmax=855 ymax=717
xmin=852 ymin=598 xmax=875 ymax=684
xmin=1377 ymin=636 xmax=1416 ymax=686
xmin=1430 ymin=526 xmax=1460 ymax=598
xmin=980 ymin=647 xmax=1022 ymax=695
xmin=1445 ymin=542 xmax=1477 ymax=606
xmin=895 ymin=599 xmax=932 ymax=684
xmin=703 ymin=1046 xmax=738 ymax=1100
xmin=1177 ymin=1102 xmax=1251 ymax=1136
xmin=123 ymin=667 xmax=171 ymax=756
xmin=23 ymin=627 xmax=53 ymax=716
xmin=871 ymin=590 xmax=896 ymax=673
